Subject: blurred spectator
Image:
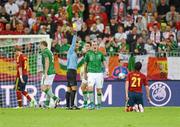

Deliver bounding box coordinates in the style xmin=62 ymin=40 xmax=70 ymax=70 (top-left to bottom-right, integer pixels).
xmin=115 ymin=25 xmax=127 ymax=43
xmin=21 ymin=1 xmax=33 ymax=18
xmin=72 ymin=0 xmax=85 ymax=17
xmin=143 ymin=0 xmax=157 ymax=14
xmin=54 ymin=25 xmax=63 ymax=43
xmin=134 ymin=36 xmax=146 ymax=55
xmin=66 ymin=0 xmax=73 ymax=21
xmin=33 ymin=0 xmax=43 ymax=12
xmin=106 ymin=37 xmax=119 ymax=56
xmin=28 ymin=12 xmax=37 ymax=29
xmin=177 ymin=31 xmax=180 ymax=47
xmin=126 ymin=26 xmax=139 ymax=53
xmin=168 ymin=34 xmax=178 ymax=51
xmin=149 ymin=23 xmax=163 ymax=51
xmin=17 ymin=8 xmax=28 ymax=25
xmin=53 ymin=38 xmax=70 ymax=55
xmin=141 ymin=30 xmax=149 ymax=43
xmin=72 ymin=12 xmax=83 ymax=31
xmin=158 ymin=39 xmax=167 ymax=56
xmin=89 ymin=23 xmax=102 ymax=38
xmin=78 ymin=22 xmax=89 ymax=41
xmin=95 ymin=16 xmax=104 ymax=32
xmin=110 ymin=18 xmax=118 ymax=35
xmin=135 ymin=15 xmax=147 ymax=34
xmin=111 ymin=0 xmax=127 ymax=22
xmin=0 ymin=23 xmax=13 ymax=34
xmin=98 ymin=37 xmax=106 ymax=55
xmin=0 ymin=0 xmax=179 ymax=57
xmin=14 ymin=22 xmax=25 ymax=34
xmin=147 ymin=16 xmax=160 ymax=31
xmin=123 ymin=14 xmax=134 ymax=33
xmin=89 ymin=0 xmax=101 ymax=15
xmin=169 ymin=0 xmax=180 ymax=13
xmin=145 ymin=39 xmax=155 ymax=54
xmin=99 ymin=0 xmax=113 ymax=21
xmin=16 ymin=0 xmax=25 ymax=7
xmin=166 ymin=5 xmax=179 ymax=24
xmin=0 ymin=6 xmax=10 ymax=25
xmin=128 ymin=0 xmax=142 ymax=12
xmin=4 ymin=0 xmax=19 ymax=16
xmin=157 ymin=0 xmax=170 ymax=21
xmin=24 ymin=26 xmax=31 ymax=34
xmin=132 ymin=7 xmax=139 ymax=23
xmin=103 ymin=25 xmax=111 ymax=38
xmin=97 ymin=6 xmax=108 ymax=26
xmin=163 ymin=25 xmax=176 ymax=41
xmin=0 ymin=0 xmax=8 ymax=6
xmin=86 ymin=14 xmax=95 ymax=28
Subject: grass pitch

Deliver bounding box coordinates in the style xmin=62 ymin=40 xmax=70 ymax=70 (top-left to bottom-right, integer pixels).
xmin=0 ymin=107 xmax=180 ymax=127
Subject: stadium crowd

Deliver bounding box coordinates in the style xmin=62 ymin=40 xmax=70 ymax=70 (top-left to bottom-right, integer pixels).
xmin=0 ymin=0 xmax=180 ymax=56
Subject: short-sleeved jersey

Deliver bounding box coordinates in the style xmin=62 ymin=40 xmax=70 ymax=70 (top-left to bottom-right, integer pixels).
xmin=41 ymin=48 xmax=55 ymax=75
xmin=126 ymin=71 xmax=148 ymax=93
xmin=16 ymin=54 xmax=28 ymax=77
xmin=84 ymin=50 xmax=106 ymax=73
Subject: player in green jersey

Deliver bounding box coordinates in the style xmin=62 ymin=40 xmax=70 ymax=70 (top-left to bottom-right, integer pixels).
xmin=84 ymin=41 xmax=108 ymax=110
xmin=40 ymin=41 xmax=60 ymax=108
xmin=80 ymin=42 xmax=91 ymax=108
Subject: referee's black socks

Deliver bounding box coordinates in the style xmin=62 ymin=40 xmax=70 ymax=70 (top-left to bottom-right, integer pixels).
xmin=70 ymin=90 xmax=76 ymax=107
xmin=66 ymin=91 xmax=71 ymax=108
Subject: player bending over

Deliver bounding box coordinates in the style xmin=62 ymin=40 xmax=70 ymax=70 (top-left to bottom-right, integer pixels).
xmin=84 ymin=41 xmax=108 ymax=110
xmin=15 ymin=47 xmax=35 ymax=108
xmin=80 ymin=42 xmax=91 ymax=108
xmin=125 ymin=62 xmax=151 ymax=112
xmin=40 ymin=41 xmax=60 ymax=108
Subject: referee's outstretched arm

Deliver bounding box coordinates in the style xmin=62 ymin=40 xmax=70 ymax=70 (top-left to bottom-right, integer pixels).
xmin=68 ymin=33 xmax=77 ymax=54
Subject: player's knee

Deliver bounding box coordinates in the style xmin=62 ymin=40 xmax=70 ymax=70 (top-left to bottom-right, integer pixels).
xmin=81 ymin=84 xmax=85 ymax=90
xmin=71 ymin=86 xmax=77 ymax=91
xmin=67 ymin=87 xmax=72 ymax=92
xmin=88 ymin=86 xmax=93 ymax=91
xmin=96 ymin=88 xmax=102 ymax=94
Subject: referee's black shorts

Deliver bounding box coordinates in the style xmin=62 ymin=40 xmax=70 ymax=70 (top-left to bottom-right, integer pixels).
xmin=67 ymin=69 xmax=77 ymax=87
xmin=15 ymin=75 xmax=28 ymax=91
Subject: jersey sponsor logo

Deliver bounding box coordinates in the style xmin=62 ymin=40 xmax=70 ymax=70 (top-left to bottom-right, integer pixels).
xmin=149 ymin=82 xmax=171 ymax=106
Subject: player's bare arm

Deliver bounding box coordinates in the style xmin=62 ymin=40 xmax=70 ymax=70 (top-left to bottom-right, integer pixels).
xmin=145 ymin=85 xmax=151 ymax=102
xmin=125 ymin=80 xmax=129 ymax=101
xmin=45 ymin=57 xmax=49 ymax=79
xmin=84 ymin=63 xmax=87 ymax=80
xmin=103 ymin=61 xmax=109 ymax=76
xmin=18 ymin=67 xmax=24 ymax=83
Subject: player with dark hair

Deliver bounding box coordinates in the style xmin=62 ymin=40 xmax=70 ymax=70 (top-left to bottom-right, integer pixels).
xmin=125 ymin=62 xmax=151 ymax=112
xmin=14 ymin=47 xmax=35 ymax=108
xmin=40 ymin=41 xmax=60 ymax=108
xmin=84 ymin=41 xmax=108 ymax=110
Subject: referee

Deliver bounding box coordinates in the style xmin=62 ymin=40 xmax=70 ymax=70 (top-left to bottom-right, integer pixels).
xmin=66 ymin=32 xmax=79 ymax=110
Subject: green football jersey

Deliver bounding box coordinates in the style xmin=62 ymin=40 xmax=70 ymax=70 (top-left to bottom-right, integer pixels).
xmin=84 ymin=50 xmax=106 ymax=73
xmin=41 ymin=48 xmax=55 ymax=75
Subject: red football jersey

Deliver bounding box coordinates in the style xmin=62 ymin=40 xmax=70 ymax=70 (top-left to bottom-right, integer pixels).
xmin=126 ymin=71 xmax=148 ymax=93
xmin=16 ymin=54 xmax=28 ymax=77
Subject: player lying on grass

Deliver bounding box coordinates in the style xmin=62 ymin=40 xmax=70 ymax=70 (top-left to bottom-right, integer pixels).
xmin=125 ymin=62 xmax=151 ymax=112
xmin=14 ymin=47 xmax=35 ymax=108
xmin=40 ymin=41 xmax=60 ymax=108
xmin=80 ymin=42 xmax=91 ymax=108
